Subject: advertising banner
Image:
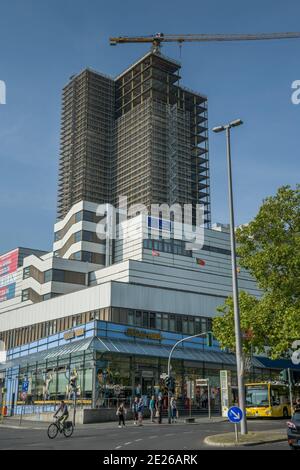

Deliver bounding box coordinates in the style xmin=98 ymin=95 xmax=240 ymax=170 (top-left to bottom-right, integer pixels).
xmin=0 ymin=248 xmax=19 ymax=277
xmin=0 ymin=249 xmax=19 ymax=302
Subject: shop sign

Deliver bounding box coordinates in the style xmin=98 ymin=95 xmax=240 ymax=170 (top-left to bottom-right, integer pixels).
xmin=64 ymin=328 xmax=85 ymax=341
xmin=186 ymin=380 xmax=195 ymax=399
xmin=220 ymin=370 xmax=232 ymax=417
xmin=125 ymin=328 xmax=162 ymax=341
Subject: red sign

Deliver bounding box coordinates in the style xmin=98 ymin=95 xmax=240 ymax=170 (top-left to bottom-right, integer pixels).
xmin=0 ymin=249 xmax=19 ymax=277
xmin=0 ymin=249 xmax=19 ymax=302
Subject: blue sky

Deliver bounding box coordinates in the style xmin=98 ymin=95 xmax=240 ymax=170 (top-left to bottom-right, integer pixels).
xmin=0 ymin=0 xmax=299 ymax=253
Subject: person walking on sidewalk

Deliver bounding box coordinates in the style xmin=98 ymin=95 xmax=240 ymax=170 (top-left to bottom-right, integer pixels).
xmin=132 ymin=396 xmax=139 ymax=425
xmin=137 ymin=397 xmax=144 ymax=426
xmin=170 ymin=397 xmax=177 ymax=423
xmin=149 ymin=395 xmax=156 ymax=423
xmin=157 ymin=395 xmax=163 ymax=424
xmin=116 ymin=402 xmax=126 ymax=428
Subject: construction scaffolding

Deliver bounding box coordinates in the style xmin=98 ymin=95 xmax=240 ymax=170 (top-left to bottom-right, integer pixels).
xmin=57 ymin=52 xmax=211 ymax=227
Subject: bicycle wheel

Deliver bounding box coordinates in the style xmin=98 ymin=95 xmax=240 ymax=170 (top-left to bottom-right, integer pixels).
xmin=63 ymin=422 xmax=74 ymax=438
xmin=47 ymin=423 xmax=59 ymax=439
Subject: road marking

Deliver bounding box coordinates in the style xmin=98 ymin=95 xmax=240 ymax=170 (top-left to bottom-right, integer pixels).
xmin=124 ymin=442 xmax=132 ymax=445
xmin=135 ymin=439 xmax=142 ymax=442
xmin=165 ymin=433 xmax=175 ymax=437
xmin=115 ymin=446 xmax=122 ymax=449
xmin=149 ymin=435 xmax=158 ymax=439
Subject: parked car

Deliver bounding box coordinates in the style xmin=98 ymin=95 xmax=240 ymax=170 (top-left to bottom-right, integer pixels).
xmin=287 ymin=410 xmax=300 ymax=450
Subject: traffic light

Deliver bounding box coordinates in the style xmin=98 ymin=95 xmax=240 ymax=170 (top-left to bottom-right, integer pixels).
xmin=169 ymin=377 xmax=175 ymax=393
xmin=279 ymin=369 xmax=294 ymax=385
xmin=164 ymin=375 xmax=175 ymax=393
xmin=206 ymin=332 xmax=213 ymax=347
xmin=279 ymin=369 xmax=288 ymax=383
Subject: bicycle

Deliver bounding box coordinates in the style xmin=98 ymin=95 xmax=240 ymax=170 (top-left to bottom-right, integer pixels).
xmin=47 ymin=416 xmax=74 ymax=439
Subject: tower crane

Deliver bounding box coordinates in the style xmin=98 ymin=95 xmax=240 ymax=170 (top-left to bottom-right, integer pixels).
xmin=110 ymin=31 xmax=300 ymax=52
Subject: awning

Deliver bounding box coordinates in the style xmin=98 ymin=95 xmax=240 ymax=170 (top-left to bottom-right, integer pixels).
xmin=4 ymin=335 xmax=300 ymax=371
xmin=94 ymin=337 xmax=237 ymax=366
xmin=3 ymin=337 xmax=94 ymax=369
xmin=252 ymin=356 xmax=300 ymax=371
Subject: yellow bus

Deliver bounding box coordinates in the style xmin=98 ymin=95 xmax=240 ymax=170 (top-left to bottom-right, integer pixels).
xmin=245 ymin=382 xmax=292 ymax=418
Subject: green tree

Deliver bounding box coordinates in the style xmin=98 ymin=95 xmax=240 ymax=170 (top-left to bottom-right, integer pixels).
xmin=213 ymin=185 xmax=300 ymax=359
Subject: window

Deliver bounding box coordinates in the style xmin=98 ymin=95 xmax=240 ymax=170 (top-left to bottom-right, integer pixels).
xmin=52 ymin=270 xmax=65 ymax=282
xmin=135 ymin=311 xmax=142 ymax=327
xmin=21 ymin=290 xmax=29 ymax=302
xmin=128 ymin=310 xmax=134 ymax=326
xmin=44 ymin=270 xmax=52 ymax=283
xmin=74 ymin=231 xmax=82 ymax=243
xmin=23 ymin=267 xmax=30 ymax=280
xmin=176 ymin=316 xmax=182 ymax=333
xmin=156 ymin=313 xmax=162 ymax=330
xmin=169 ymin=314 xmax=176 ymax=332
xmin=75 ymin=211 xmax=83 ymax=223
xmin=162 ymin=314 xmax=168 ymax=331
xmin=112 ymin=308 xmax=120 ymax=323
xmin=188 ymin=317 xmax=194 ymax=335
xmin=88 ymin=272 xmax=96 ymax=285
xmin=82 ymin=210 xmax=95 ymax=222
xmin=73 ymin=252 xmax=81 ymax=261
xmin=82 ymin=231 xmax=94 ymax=242
xmin=143 ymin=311 xmax=149 ymax=328
xmin=119 ymin=309 xmax=128 ymax=324
xmin=149 ymin=312 xmax=156 ymax=329
xmin=82 ymin=251 xmax=92 ymax=263
xmin=182 ymin=317 xmax=188 ymax=334
xmin=195 ymin=317 xmax=201 ymax=334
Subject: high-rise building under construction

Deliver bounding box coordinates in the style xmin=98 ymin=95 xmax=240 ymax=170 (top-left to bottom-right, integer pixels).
xmin=57 ymin=51 xmax=210 ymax=226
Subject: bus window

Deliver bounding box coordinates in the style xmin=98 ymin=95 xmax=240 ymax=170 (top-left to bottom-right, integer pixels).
xmin=246 ymin=385 xmax=269 ymax=407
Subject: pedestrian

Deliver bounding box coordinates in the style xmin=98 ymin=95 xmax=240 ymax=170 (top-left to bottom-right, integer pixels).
xmin=170 ymin=397 xmax=177 ymax=423
xmin=149 ymin=395 xmax=156 ymax=423
xmin=132 ymin=396 xmax=139 ymax=425
xmin=295 ymin=398 xmax=300 ymax=412
xmin=116 ymin=402 xmax=126 ymax=428
xmin=137 ymin=397 xmax=144 ymax=426
xmin=157 ymin=395 xmax=163 ymax=424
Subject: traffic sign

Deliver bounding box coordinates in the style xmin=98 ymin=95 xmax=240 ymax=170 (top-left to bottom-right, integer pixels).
xmin=196 ymin=379 xmax=209 ymax=387
xmin=227 ymin=406 xmax=243 ymax=423
xmin=22 ymin=380 xmax=29 ymax=392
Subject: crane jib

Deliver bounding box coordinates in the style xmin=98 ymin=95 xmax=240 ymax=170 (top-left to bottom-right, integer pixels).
xmin=109 ymin=32 xmax=300 ymax=45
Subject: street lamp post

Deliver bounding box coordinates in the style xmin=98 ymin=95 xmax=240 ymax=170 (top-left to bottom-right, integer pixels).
xmin=167 ymin=332 xmax=212 ymax=424
xmin=212 ymin=119 xmax=248 ymax=435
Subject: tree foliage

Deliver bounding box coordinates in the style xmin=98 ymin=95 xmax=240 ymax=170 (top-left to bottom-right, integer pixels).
xmin=212 ymin=185 xmax=300 ymax=359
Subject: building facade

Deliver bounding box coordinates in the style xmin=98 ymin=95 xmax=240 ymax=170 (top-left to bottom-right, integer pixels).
xmin=57 ymin=52 xmax=210 ymax=226
xmin=1 ymin=213 xmax=299 ymax=418
xmin=1 ymin=51 xmax=299 ymax=420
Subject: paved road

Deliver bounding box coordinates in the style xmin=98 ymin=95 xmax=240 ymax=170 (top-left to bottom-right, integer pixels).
xmin=0 ymin=418 xmax=290 ymax=451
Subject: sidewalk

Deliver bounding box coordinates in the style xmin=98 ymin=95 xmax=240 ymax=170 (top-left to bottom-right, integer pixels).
xmin=0 ymin=415 xmax=226 ymax=431
xmin=204 ymin=430 xmax=286 ymax=447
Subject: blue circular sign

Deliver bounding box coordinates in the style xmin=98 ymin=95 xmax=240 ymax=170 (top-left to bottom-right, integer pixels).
xmin=227 ymin=406 xmax=243 ymax=423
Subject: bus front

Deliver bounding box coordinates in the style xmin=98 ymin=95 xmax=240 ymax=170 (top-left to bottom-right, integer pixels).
xmin=245 ymin=383 xmax=272 ymax=418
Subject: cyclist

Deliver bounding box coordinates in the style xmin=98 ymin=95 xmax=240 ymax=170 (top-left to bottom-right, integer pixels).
xmin=54 ymin=400 xmax=69 ymax=427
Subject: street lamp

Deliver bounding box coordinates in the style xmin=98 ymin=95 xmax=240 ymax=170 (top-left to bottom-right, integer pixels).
xmin=212 ymin=118 xmax=248 ymax=435
xmin=167 ymin=332 xmax=213 ymax=424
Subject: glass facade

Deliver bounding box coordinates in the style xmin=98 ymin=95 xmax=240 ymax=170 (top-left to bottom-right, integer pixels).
xmin=1 ymin=318 xmax=286 ymax=419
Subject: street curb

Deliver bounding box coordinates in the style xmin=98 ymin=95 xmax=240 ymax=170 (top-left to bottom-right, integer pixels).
xmin=203 ymin=434 xmax=287 ymax=448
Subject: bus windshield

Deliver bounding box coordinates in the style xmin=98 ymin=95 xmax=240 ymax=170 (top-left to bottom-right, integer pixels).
xmin=246 ymin=386 xmax=269 ymax=407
